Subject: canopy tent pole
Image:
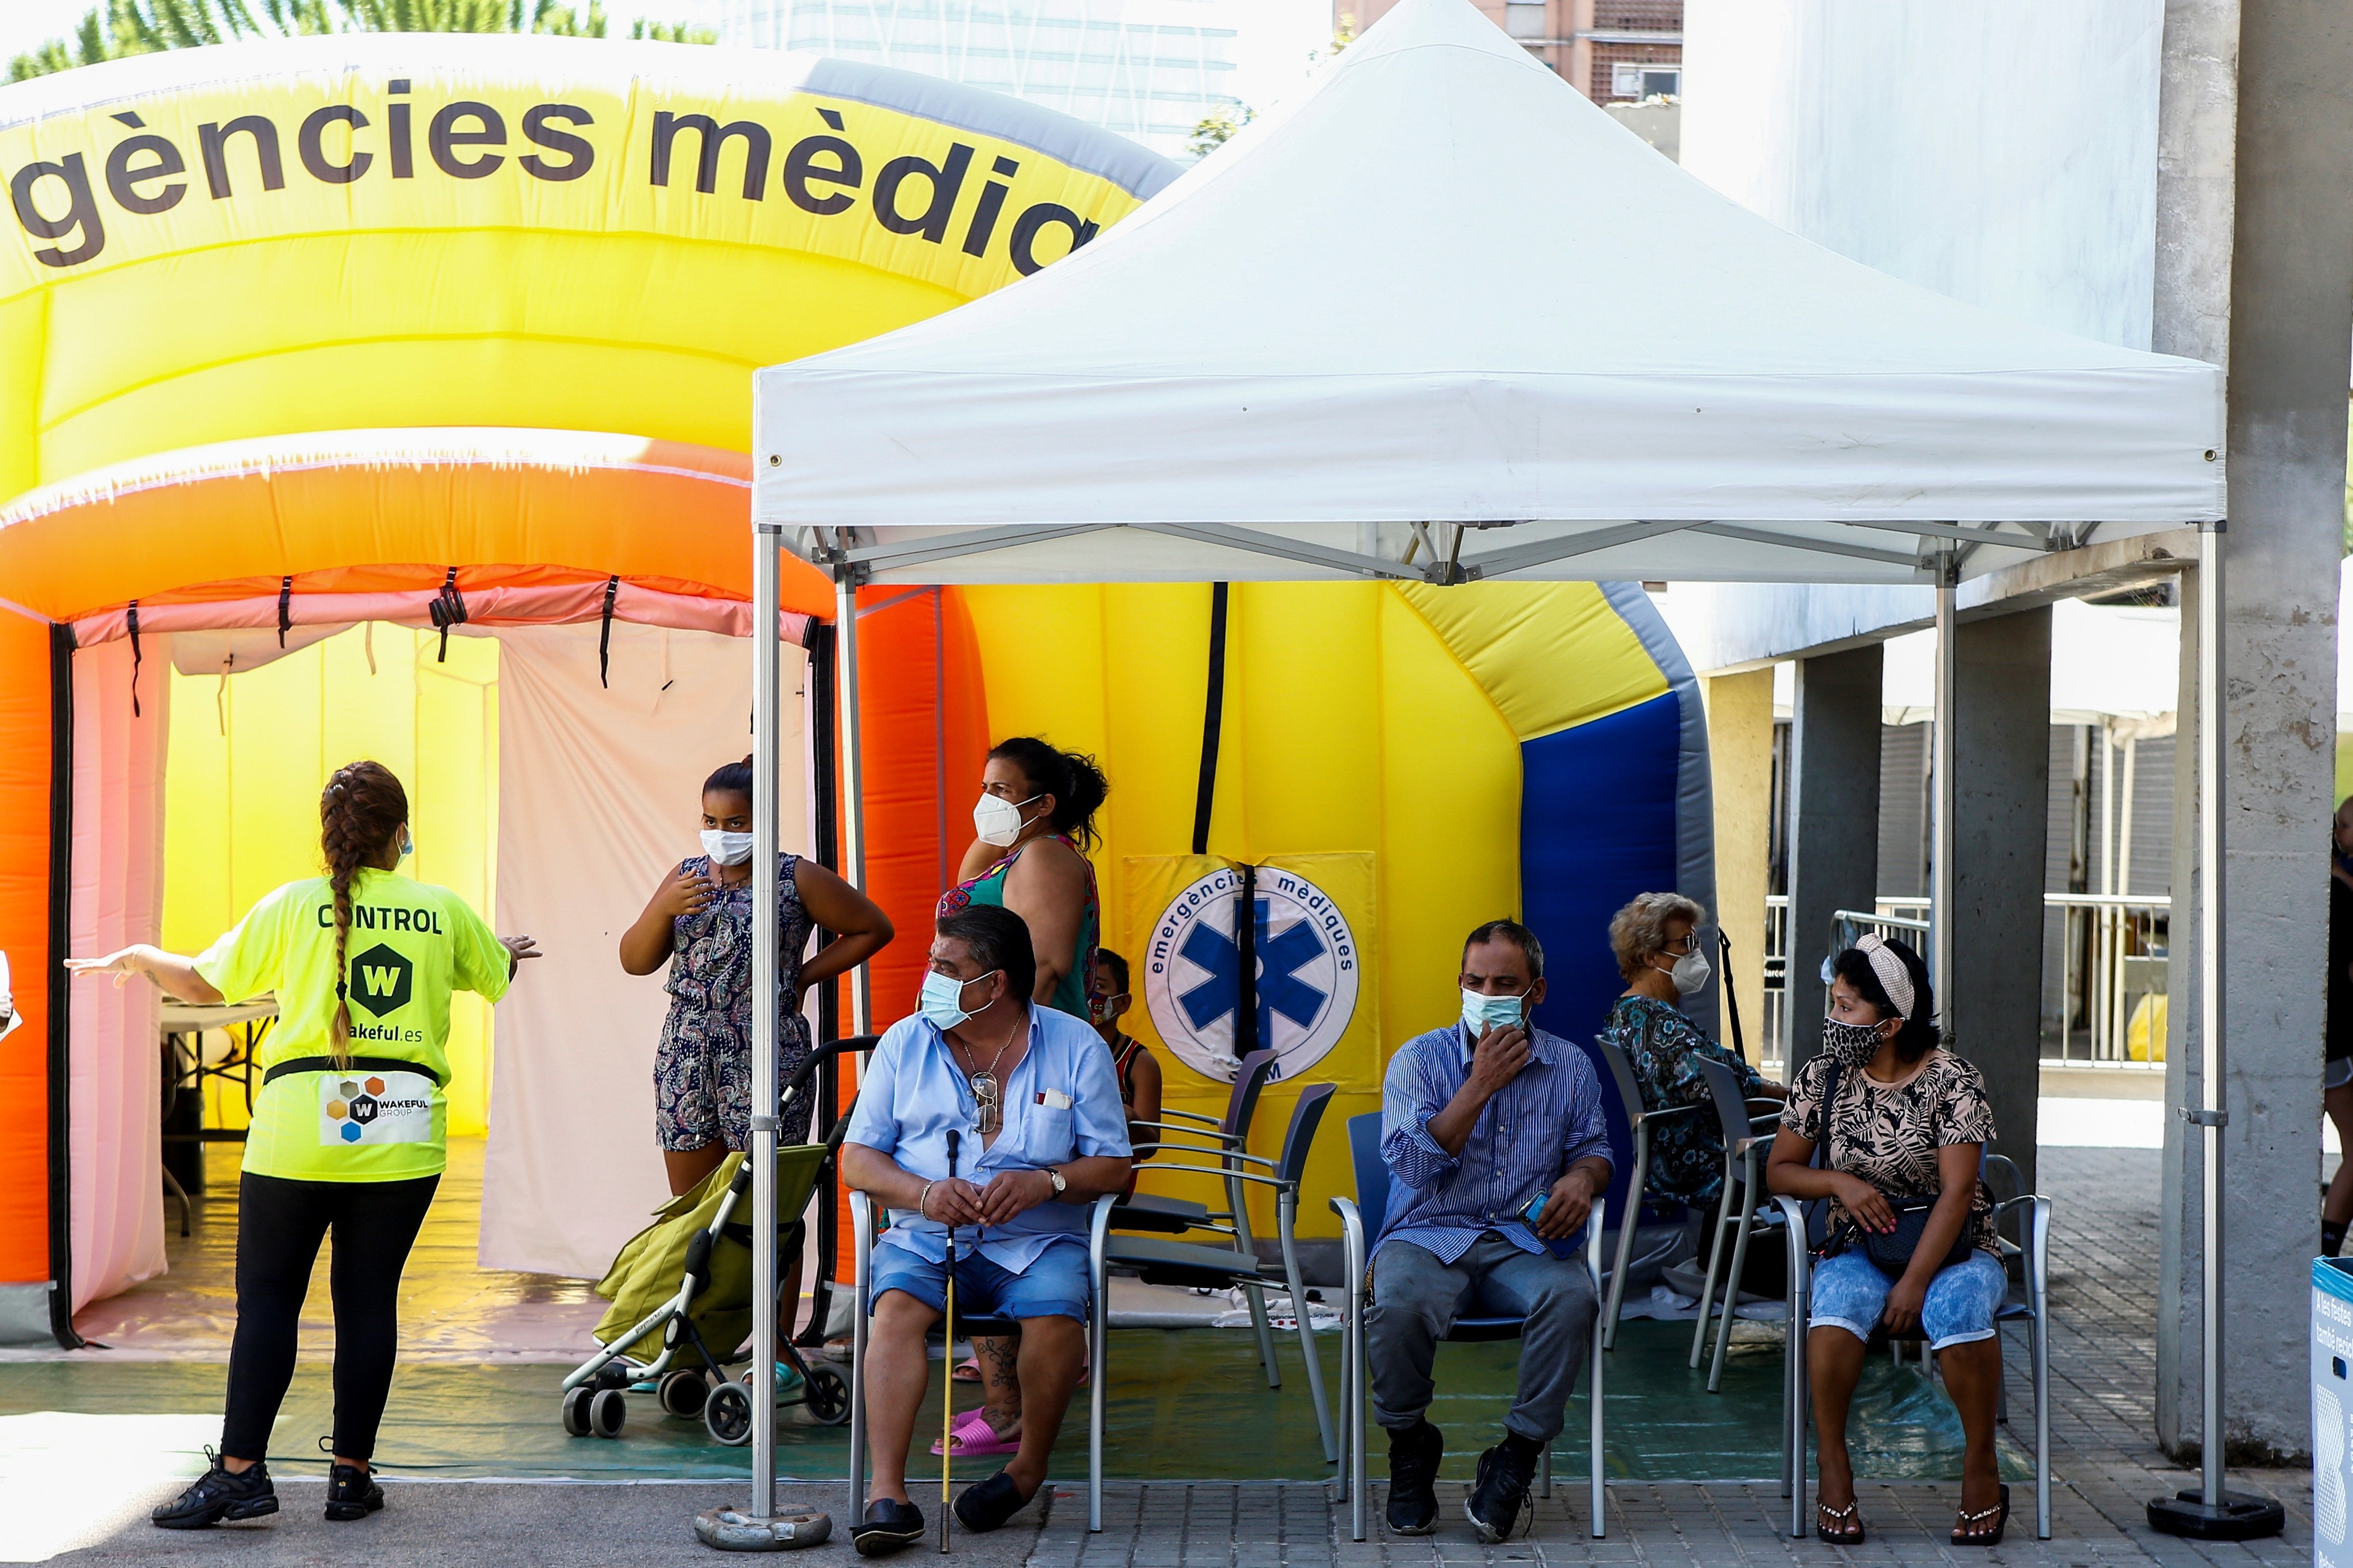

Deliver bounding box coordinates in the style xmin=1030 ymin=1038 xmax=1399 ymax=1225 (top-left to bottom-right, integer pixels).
xmin=749 ymin=525 xmax=785 ymax=1520
xmin=837 ymin=574 xmax=872 ymax=1034
xmin=2145 ymin=522 xmax=2281 ymax=1539
xmin=1930 ymin=569 xmax=1955 ymax=1013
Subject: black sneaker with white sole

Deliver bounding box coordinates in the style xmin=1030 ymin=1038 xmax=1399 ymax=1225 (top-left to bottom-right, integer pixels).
xmin=152 ymin=1452 xmax=278 ymax=1529
xmin=1384 ymin=1419 xmax=1442 ymax=1535
xmin=1464 ymin=1434 xmax=1542 ymax=1544
xmin=325 ymin=1463 xmax=385 ymax=1521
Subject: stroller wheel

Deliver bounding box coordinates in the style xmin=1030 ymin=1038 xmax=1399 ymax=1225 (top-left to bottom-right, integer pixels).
xmin=704 ymin=1380 xmax=754 ymax=1446
xmin=659 ymin=1367 xmax=712 ymax=1419
xmin=804 ymin=1364 xmax=851 ymax=1426
xmin=560 ymin=1385 xmax=595 ymax=1437
xmin=589 ymin=1387 xmax=628 ymax=1438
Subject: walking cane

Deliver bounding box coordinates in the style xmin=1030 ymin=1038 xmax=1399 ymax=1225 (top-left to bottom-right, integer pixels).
xmin=940 ymin=1128 xmax=961 ymax=1555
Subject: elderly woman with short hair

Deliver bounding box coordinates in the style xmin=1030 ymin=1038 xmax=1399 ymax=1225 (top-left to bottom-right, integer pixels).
xmin=1598 ymin=892 xmax=1783 ymax=1208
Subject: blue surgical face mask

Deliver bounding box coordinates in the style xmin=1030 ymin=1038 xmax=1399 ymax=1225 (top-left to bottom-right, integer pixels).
xmin=400 ymin=831 xmax=415 ymax=860
xmin=1461 ymin=988 xmax=1527 ymax=1034
xmin=919 ymin=969 xmax=1000 ymax=1030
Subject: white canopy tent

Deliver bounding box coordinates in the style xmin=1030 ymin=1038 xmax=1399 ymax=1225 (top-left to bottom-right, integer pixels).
xmin=749 ymin=0 xmax=2220 ymax=589
xmin=734 ymin=0 xmax=2237 ymax=1538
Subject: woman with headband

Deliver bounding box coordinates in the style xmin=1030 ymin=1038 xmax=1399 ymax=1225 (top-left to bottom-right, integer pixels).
xmin=1766 ymin=934 xmax=2009 ymax=1548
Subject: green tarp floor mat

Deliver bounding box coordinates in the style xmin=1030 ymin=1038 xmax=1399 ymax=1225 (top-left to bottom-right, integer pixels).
xmin=0 ymin=1321 xmax=2026 ymax=1483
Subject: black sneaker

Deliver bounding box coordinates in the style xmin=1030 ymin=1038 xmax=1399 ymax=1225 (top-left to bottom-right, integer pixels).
xmin=1384 ymin=1419 xmax=1442 ymax=1535
xmin=152 ymin=1451 xmax=278 ymax=1529
xmin=325 ymin=1463 xmax=384 ymax=1521
xmin=850 ymin=1497 xmax=926 ymax=1556
xmin=1464 ymin=1434 xmax=1542 ymax=1544
xmin=953 ymin=1470 xmax=1035 ymax=1532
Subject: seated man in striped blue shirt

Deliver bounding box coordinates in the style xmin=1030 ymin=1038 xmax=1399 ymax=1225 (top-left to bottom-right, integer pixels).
xmin=1368 ymin=920 xmax=1613 ymax=1543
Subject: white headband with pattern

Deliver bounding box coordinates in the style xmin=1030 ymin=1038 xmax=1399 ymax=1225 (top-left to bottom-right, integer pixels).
xmin=1855 ymin=932 xmax=1916 ymax=1021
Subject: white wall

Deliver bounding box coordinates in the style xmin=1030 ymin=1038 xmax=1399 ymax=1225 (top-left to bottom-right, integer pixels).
xmin=1682 ymin=0 xmax=2163 ymax=350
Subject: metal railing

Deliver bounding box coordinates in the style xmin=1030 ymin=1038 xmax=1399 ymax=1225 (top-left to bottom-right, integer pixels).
xmin=2046 ymin=892 xmax=2170 ymax=1063
xmin=1757 ymin=893 xmax=2168 ymax=1068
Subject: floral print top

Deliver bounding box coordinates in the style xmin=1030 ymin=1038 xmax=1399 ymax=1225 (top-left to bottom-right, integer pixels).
xmin=1600 ymin=993 xmax=1767 ymax=1207
xmin=661 ymin=852 xmax=813 ymax=1064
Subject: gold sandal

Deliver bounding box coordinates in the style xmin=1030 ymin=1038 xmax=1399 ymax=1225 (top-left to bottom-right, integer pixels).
xmin=1951 ymin=1484 xmax=2010 ymax=1547
xmin=1815 ymin=1499 xmax=1865 ymax=1544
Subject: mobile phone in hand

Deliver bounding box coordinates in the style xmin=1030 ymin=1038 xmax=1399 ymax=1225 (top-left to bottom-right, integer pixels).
xmin=1519 ymin=1187 xmax=1581 ymax=1259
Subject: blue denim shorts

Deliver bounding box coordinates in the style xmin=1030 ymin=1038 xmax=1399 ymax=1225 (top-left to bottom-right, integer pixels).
xmin=1809 ymin=1247 xmax=2007 ymax=1350
xmin=869 ymin=1238 xmax=1090 ymax=1323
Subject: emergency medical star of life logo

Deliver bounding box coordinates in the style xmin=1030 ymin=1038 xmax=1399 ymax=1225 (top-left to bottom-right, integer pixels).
xmin=1143 ymin=866 xmax=1358 ymax=1084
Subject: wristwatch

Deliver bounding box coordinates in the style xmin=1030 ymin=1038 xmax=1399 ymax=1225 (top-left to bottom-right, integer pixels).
xmin=1045 ymin=1167 xmax=1068 ymax=1196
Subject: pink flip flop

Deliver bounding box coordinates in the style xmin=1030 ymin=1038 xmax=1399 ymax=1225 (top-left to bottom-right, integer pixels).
xmin=929 ymin=1406 xmax=1021 ymax=1457
xmin=951 ymin=1355 xmax=982 ymax=1383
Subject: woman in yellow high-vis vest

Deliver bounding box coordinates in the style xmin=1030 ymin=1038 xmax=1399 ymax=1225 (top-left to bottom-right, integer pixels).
xmin=70 ymin=760 xmax=537 ymax=1529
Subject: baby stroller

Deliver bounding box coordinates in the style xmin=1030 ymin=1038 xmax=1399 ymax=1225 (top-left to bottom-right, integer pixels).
xmin=557 ymin=1037 xmax=866 ymax=1447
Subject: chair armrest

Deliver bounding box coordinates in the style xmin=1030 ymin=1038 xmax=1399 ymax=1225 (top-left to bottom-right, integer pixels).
xmin=1128 ymin=1117 xmax=1240 ymax=1144
xmin=1145 ymin=1161 xmax=1292 ymax=1192
xmin=1584 ymin=1195 xmax=1605 ymax=1287
xmin=1747 ymin=1112 xmax=1784 ymax=1134
xmin=1159 ymin=1108 xmax=1225 ymax=1127
xmin=1089 ymin=1192 xmax=1117 ymax=1290
xmin=1772 ymin=1194 xmax=1809 ymax=1301
xmin=1629 ymin=1101 xmax=1702 ymax=1130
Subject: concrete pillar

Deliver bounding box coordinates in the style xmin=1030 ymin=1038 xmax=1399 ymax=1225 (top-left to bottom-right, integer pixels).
xmin=1786 ymin=645 xmax=1882 ymax=1074
xmin=1945 ymin=610 xmax=2050 ymax=1192
xmin=2153 ymin=0 xmax=2353 ymax=1467
xmin=1702 ymin=670 xmax=1774 ymax=1063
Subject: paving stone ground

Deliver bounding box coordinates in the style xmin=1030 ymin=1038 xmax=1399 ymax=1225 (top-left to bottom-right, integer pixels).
xmin=1030 ymin=1148 xmax=2315 ymax=1568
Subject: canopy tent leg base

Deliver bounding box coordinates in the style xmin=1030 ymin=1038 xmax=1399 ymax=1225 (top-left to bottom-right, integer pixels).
xmin=694 ymin=1506 xmax=834 ymax=1551
xmin=2144 ymin=1490 xmax=2284 ymax=1540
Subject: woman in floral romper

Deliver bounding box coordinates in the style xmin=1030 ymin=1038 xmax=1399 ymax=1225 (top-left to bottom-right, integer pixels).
xmin=620 ymin=756 xmax=894 ymax=1198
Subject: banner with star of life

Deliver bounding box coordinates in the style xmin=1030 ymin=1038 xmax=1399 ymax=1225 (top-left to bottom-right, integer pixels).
xmin=1126 ymin=852 xmax=1380 ymax=1096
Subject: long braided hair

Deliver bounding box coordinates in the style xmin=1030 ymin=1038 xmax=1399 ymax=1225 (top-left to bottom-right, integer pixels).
xmin=320 ymin=761 xmax=409 ymax=1068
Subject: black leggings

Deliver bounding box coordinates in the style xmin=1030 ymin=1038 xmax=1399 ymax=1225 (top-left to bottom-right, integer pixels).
xmin=221 ymin=1170 xmax=439 ymax=1463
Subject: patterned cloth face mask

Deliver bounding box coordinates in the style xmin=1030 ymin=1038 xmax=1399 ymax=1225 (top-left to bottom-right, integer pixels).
xmin=1819 ymin=1016 xmax=1885 ymax=1066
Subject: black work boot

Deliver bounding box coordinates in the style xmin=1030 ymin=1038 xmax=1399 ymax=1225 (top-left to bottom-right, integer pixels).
xmin=1384 ymin=1419 xmax=1442 ymax=1535
xmin=152 ymin=1452 xmax=278 ymax=1529
xmin=325 ymin=1462 xmax=385 ymax=1521
xmin=1465 ymin=1431 xmax=1543 ymax=1544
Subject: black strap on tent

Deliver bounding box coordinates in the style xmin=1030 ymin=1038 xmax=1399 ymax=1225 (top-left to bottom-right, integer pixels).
xmin=126 ymin=601 xmax=141 ymax=718
xmin=1719 ymin=929 xmax=1748 ymax=1063
xmin=276 ymin=576 xmax=292 ymax=649
xmin=1191 ymin=582 xmax=1229 ymax=856
xmin=598 ymin=575 xmax=619 ymax=688
xmin=428 ymin=567 xmax=467 ymax=663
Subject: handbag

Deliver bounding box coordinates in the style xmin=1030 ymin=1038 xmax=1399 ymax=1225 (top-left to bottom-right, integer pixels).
xmin=1854 ymin=1197 xmax=1975 ymax=1277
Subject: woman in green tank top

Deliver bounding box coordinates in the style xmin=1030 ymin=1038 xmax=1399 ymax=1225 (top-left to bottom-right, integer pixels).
xmin=936 ymin=737 xmax=1105 ymax=1021
xmin=931 ymin=737 xmax=1107 ymax=1450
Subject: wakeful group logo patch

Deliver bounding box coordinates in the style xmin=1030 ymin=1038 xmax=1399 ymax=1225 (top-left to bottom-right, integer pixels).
xmin=318 ymin=1071 xmax=433 ymax=1145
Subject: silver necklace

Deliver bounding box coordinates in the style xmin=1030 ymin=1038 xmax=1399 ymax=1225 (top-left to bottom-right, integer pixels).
xmin=955 ymin=1013 xmax=1023 ymax=1136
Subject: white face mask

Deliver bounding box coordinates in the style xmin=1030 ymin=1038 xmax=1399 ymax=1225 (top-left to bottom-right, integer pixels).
xmin=701 ymin=829 xmax=755 ymax=866
xmin=1461 ymin=988 xmax=1527 ymax=1034
xmin=973 ymin=792 xmax=1044 ymax=848
xmin=919 ymin=968 xmax=1000 ymax=1030
xmin=1667 ymin=949 xmax=1710 ymax=996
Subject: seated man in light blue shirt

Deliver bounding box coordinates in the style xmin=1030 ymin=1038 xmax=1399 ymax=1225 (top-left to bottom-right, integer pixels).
xmin=1369 ymin=920 xmax=1613 ymax=1543
xmin=841 ymin=904 xmax=1132 ymax=1555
